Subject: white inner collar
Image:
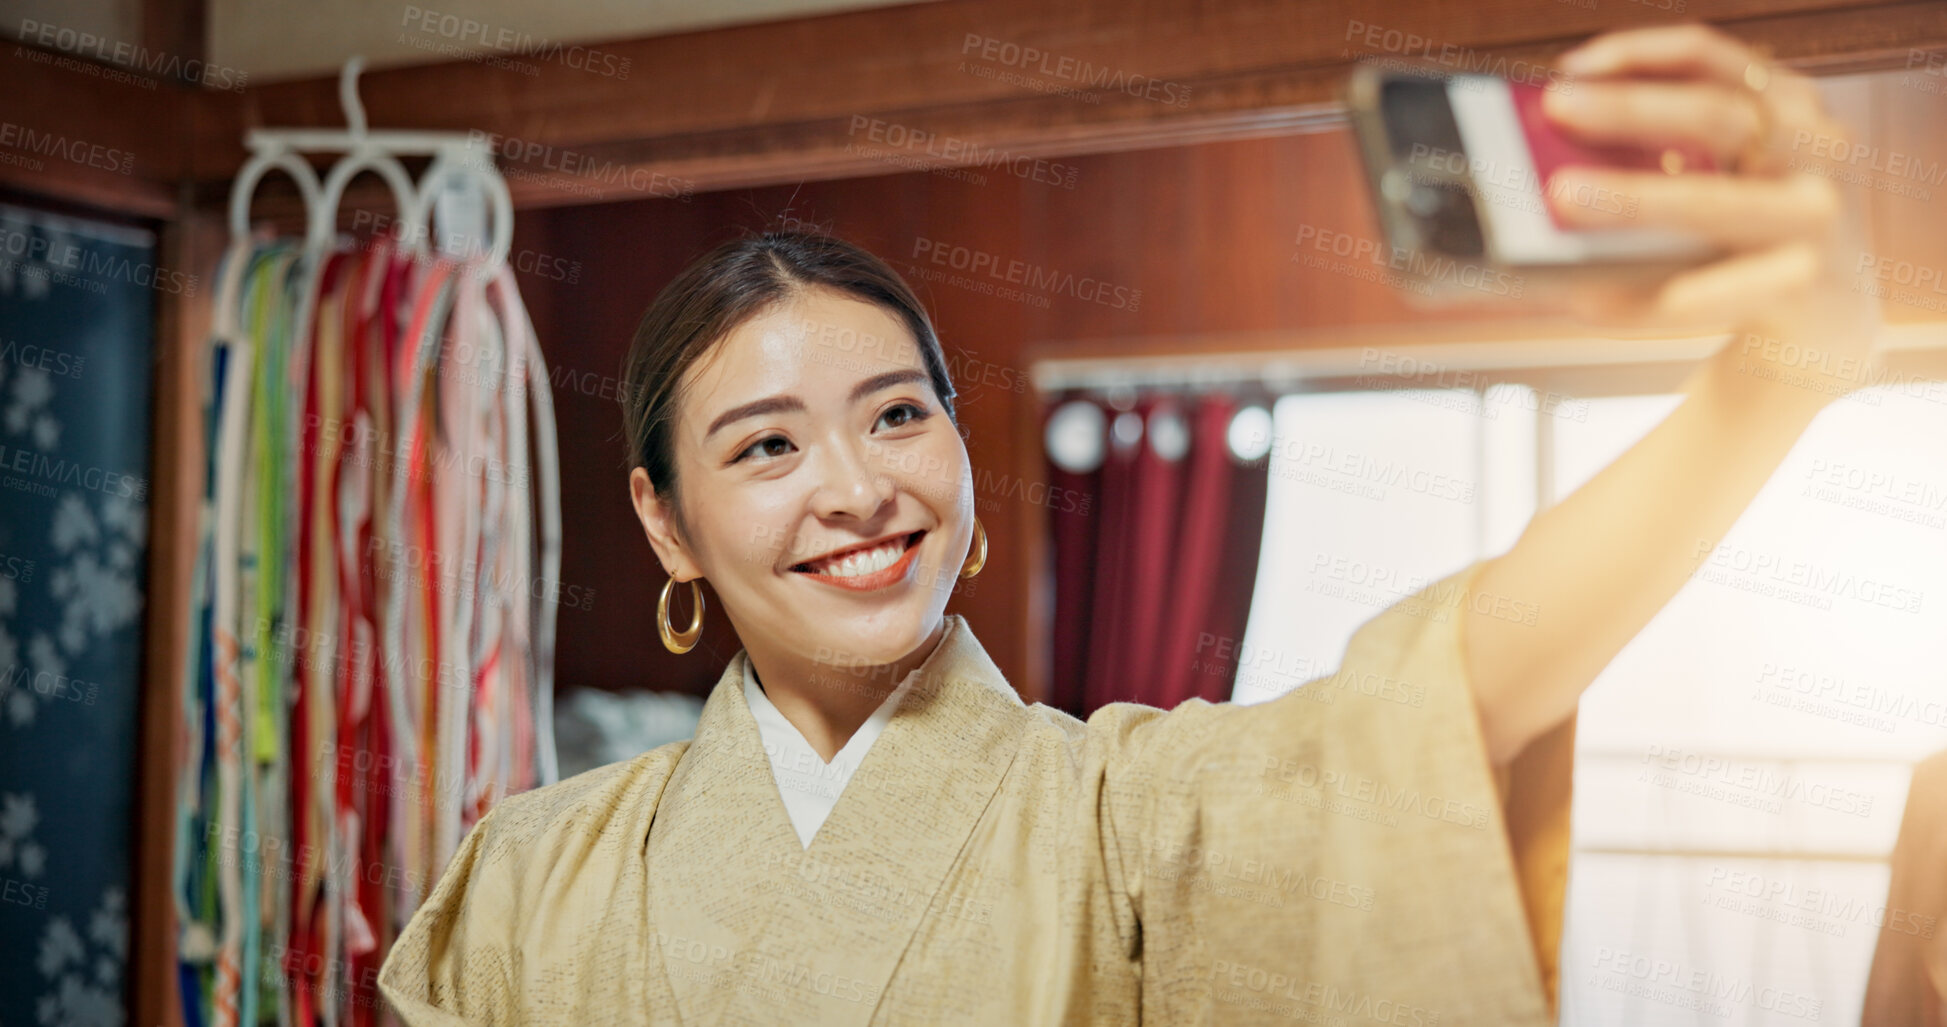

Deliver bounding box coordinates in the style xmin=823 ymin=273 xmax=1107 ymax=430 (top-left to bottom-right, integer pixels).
xmin=743 ymin=655 xmax=918 ymax=847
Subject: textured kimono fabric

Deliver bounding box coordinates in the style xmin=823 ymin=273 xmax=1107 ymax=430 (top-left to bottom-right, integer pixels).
xmin=379 ymin=559 xmax=1564 ymax=1025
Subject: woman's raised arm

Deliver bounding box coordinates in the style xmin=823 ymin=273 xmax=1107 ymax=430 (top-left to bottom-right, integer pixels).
xmin=1460 ymin=24 xmax=1886 ymax=765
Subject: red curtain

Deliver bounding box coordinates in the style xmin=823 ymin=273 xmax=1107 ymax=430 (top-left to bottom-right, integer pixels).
xmin=1045 ymin=392 xmax=1271 ymax=716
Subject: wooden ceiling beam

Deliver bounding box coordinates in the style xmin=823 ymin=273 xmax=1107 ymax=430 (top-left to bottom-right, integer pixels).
xmin=3 ymin=0 xmax=1943 ymax=218
xmin=0 ymin=45 xmax=184 ymax=216
xmin=186 ymin=0 xmax=1947 ymax=214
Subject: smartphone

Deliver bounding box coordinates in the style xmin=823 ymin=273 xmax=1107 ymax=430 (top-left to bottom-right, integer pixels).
xmin=1345 ymin=63 xmax=1721 ymax=298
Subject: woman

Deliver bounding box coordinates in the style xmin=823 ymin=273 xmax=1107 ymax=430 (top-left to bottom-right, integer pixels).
xmin=378 ymin=24 xmax=1880 ymax=1026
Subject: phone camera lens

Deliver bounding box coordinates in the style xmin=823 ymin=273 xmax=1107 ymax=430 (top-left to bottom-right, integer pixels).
xmin=1405 ymin=184 xmax=1446 ymax=218
xmin=1381 ymin=169 xmax=1416 ymax=205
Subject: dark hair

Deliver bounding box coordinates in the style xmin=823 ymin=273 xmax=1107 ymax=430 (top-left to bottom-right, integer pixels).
xmin=621 ymin=231 xmax=958 ymax=519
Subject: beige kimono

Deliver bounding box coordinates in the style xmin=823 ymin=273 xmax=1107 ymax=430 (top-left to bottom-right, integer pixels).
xmin=378 ymin=559 xmax=1568 ymax=1024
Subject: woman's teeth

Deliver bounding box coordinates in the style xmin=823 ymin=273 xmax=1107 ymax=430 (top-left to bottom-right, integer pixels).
xmin=805 ymin=535 xmax=910 ymax=578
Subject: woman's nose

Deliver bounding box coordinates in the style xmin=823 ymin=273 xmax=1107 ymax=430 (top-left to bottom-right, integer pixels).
xmin=809 ymin=436 xmax=896 ymax=521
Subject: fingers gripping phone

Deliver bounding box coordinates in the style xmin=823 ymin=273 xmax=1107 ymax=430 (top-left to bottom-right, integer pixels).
xmin=1345 ymin=64 xmax=1722 ymax=300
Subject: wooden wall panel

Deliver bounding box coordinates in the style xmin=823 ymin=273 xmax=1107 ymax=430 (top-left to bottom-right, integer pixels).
xmin=132 ymin=204 xmax=222 ymax=1027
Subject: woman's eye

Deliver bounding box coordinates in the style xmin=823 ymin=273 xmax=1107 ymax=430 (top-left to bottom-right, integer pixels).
xmin=736 ymin=435 xmax=795 ymax=463
xmin=875 ymin=402 xmax=929 ymax=431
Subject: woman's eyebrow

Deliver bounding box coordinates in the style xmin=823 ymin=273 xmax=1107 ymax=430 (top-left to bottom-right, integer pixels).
xmin=850 ymin=368 xmax=928 ymax=401
xmin=703 ymin=368 xmax=929 ymax=441
xmin=705 ymin=395 xmax=804 ymax=440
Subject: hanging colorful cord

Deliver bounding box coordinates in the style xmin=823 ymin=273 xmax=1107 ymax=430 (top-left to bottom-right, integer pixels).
xmin=176 ymin=208 xmax=561 ymax=1027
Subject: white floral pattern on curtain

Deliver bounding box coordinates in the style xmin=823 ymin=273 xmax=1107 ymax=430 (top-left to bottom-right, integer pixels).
xmin=0 ymin=202 xmax=158 ymax=1026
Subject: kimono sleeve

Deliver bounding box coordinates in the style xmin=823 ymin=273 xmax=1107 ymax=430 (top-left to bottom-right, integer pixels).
xmin=375 ymin=748 xmax=683 ymax=1027
xmin=377 ymin=803 xmax=525 ymax=1026
xmin=1096 ymin=558 xmax=1564 ymax=1027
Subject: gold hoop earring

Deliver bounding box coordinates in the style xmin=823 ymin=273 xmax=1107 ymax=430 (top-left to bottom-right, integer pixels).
xmin=659 ymin=575 xmax=704 ymax=654
xmin=959 ymin=518 xmax=987 ymax=580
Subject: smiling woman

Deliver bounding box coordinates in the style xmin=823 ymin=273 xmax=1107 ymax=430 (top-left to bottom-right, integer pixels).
xmin=374 ymin=230 xmax=1566 ymax=1026
xmin=623 ymin=234 xmax=978 ymax=760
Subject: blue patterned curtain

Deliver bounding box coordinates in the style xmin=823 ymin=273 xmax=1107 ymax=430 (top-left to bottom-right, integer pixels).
xmin=0 ymin=201 xmax=160 ymax=1025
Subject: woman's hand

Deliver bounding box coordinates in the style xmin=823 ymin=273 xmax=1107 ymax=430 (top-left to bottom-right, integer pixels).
xmin=1461 ymin=23 xmax=1889 ymax=765
xmin=1538 ymin=23 xmax=1883 ymax=393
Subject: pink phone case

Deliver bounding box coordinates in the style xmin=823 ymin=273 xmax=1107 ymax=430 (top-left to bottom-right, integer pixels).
xmin=1510 ymin=81 xmax=1716 ymax=227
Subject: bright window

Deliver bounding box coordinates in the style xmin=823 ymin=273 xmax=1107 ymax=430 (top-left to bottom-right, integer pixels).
xmin=1237 ymin=378 xmax=1947 ymax=1025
